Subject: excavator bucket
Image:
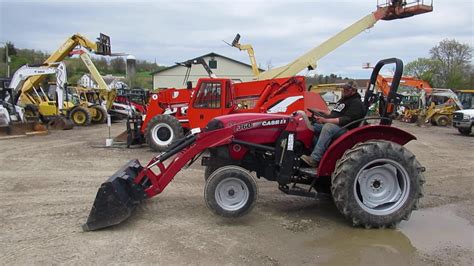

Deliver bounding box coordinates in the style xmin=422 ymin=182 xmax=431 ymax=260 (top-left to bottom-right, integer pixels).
xmin=48 ymin=116 xmax=74 ymax=130
xmin=83 ymin=159 xmax=147 ymax=231
xmin=0 ymin=121 xmax=48 ymax=138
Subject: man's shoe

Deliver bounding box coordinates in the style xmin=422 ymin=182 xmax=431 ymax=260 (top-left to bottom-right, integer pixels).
xmin=300 ymin=155 xmax=319 ymax=168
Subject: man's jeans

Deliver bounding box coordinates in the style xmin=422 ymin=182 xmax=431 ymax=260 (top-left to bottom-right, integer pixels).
xmin=310 ymin=123 xmax=347 ymax=162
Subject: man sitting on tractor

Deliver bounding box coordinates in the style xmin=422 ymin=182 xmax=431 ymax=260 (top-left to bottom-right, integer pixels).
xmin=301 ymin=81 xmax=366 ymax=168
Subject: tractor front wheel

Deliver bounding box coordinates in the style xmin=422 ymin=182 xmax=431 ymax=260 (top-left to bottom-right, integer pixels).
xmin=70 ymin=107 xmax=92 ymax=126
xmin=204 ymin=166 xmax=258 ymax=218
xmin=331 ymin=140 xmax=424 ymax=228
xmin=145 ymin=115 xmax=184 ymax=152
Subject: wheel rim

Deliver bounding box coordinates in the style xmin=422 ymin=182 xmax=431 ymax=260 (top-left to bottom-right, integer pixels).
xmin=215 ymin=177 xmax=249 ymax=211
xmin=94 ymin=109 xmax=103 ymax=121
xmin=354 ymin=159 xmax=410 ymax=216
xmin=73 ymin=111 xmax=86 ymax=124
xmin=151 ymin=123 xmax=174 ymax=146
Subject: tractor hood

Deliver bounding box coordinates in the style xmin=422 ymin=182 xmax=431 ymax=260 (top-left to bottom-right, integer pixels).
xmin=204 ymin=113 xmax=292 ymax=136
xmin=216 ymin=113 xmax=289 ymax=128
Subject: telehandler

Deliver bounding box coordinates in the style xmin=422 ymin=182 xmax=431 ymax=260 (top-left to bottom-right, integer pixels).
xmin=84 ymin=58 xmax=425 ymax=231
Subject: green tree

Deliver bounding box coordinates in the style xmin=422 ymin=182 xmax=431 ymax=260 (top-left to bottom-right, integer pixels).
xmin=404 ymin=57 xmax=440 ymax=86
xmin=430 ymin=39 xmax=472 ymax=88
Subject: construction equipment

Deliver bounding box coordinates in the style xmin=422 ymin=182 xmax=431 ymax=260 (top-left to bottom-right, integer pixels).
xmin=8 ymin=62 xmax=75 ymax=129
xmin=0 ymin=78 xmax=47 ymax=136
xmin=226 ymin=34 xmax=260 ymax=77
xmin=69 ymin=49 xmax=134 ymax=121
xmin=84 ymin=58 xmax=425 ymax=232
xmin=133 ymin=2 xmax=433 ymax=151
xmin=406 ymin=88 xmax=463 ymax=126
xmin=16 ymin=33 xmax=111 ymax=125
xmin=67 ymin=86 xmax=107 ymax=124
xmin=375 ymin=75 xmax=432 ymax=121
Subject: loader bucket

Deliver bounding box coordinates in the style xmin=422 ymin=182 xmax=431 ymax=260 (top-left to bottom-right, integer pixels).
xmin=49 ymin=117 xmax=74 ymax=130
xmin=83 ymin=159 xmax=147 ymax=231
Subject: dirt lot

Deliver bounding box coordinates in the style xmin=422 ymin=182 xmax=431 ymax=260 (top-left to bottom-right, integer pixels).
xmin=0 ymin=121 xmax=472 ymax=265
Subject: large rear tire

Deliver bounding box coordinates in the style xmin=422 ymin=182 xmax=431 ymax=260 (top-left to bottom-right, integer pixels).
xmin=91 ymin=106 xmax=107 ymax=124
xmin=331 ymin=140 xmax=424 ymax=228
xmin=145 ymin=114 xmax=184 ymax=152
xmin=204 ymin=166 xmax=258 ymax=218
xmin=70 ymin=106 xmax=92 ymax=126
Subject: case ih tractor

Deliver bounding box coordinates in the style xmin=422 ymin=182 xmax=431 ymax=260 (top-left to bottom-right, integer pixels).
xmin=84 ymin=58 xmax=425 ymax=231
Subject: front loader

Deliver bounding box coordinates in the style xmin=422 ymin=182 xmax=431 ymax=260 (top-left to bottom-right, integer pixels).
xmin=84 ymin=58 xmax=425 ymax=231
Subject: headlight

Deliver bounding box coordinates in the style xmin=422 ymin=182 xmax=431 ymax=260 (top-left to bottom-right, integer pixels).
xmin=463 ymin=114 xmax=471 ymax=120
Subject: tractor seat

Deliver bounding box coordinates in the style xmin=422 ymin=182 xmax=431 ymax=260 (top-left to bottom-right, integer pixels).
xmin=296 ymin=111 xmax=314 ymax=132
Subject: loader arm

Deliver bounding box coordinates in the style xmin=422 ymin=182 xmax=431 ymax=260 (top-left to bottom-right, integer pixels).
xmin=257 ymin=2 xmax=432 ymax=80
xmin=83 ymin=127 xmax=234 ymax=231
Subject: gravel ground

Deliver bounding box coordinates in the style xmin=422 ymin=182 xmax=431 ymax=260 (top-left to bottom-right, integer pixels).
xmin=0 ymin=121 xmax=472 ymax=265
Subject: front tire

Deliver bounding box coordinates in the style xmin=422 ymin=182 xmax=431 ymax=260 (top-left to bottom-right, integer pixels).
xmin=435 ymin=115 xmax=449 ymax=126
xmin=331 ymin=140 xmax=424 ymax=228
xmin=204 ymin=166 xmax=258 ymax=218
xmin=70 ymin=106 xmax=92 ymax=126
xmin=144 ymin=115 xmax=184 ymax=151
xmin=91 ymin=106 xmax=107 ymax=124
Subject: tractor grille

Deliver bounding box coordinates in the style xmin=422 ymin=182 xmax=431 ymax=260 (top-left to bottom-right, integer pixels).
xmin=453 ymin=113 xmax=464 ymax=121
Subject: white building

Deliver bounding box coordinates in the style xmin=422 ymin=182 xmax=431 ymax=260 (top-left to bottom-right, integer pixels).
xmin=151 ymin=52 xmax=262 ymax=90
xmin=77 ymin=74 xmax=127 ymax=89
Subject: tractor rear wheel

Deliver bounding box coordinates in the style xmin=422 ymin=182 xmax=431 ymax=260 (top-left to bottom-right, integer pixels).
xmin=331 ymin=140 xmax=424 ymax=228
xmin=435 ymin=115 xmax=450 ymax=126
xmin=70 ymin=106 xmax=92 ymax=126
xmin=145 ymin=114 xmax=184 ymax=152
xmin=91 ymin=106 xmax=107 ymax=124
xmin=204 ymin=166 xmax=258 ymax=217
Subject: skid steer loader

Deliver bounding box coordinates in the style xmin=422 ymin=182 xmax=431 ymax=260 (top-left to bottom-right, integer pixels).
xmin=84 ymin=58 xmax=425 ymax=231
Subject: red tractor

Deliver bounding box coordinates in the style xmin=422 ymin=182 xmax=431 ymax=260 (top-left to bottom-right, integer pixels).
xmin=84 ymin=58 xmax=425 ymax=231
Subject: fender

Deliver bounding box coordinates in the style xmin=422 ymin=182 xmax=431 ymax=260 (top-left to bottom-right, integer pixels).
xmin=317 ymin=125 xmax=416 ymax=176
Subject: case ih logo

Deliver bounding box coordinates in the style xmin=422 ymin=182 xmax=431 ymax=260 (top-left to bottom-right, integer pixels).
xmin=261 ymin=119 xmax=287 ymax=126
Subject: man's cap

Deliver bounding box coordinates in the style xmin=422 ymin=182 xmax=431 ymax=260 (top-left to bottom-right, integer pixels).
xmin=342 ymin=80 xmax=357 ymax=90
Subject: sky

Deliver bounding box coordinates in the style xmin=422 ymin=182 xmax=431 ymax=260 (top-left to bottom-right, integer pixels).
xmin=0 ymin=0 xmax=472 ymax=78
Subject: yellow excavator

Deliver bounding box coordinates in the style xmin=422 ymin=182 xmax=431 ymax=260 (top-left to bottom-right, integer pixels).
xmin=16 ymin=33 xmax=111 ymax=127
xmin=7 ymin=62 xmax=75 ymax=130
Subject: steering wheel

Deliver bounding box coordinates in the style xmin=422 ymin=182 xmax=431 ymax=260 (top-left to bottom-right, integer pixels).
xmin=307 ymin=108 xmax=328 ymax=118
